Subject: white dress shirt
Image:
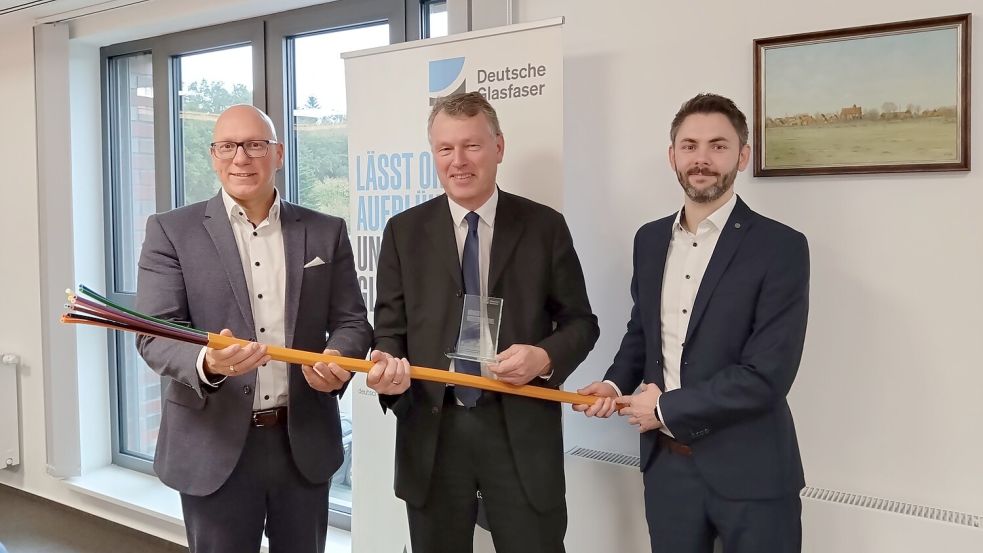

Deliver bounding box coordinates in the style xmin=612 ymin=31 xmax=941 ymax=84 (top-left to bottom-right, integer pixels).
xmin=446 ymin=188 xmax=498 ymax=380
xmin=606 ymin=193 xmax=737 ymax=436
xmin=196 ymin=188 xmax=289 ymax=410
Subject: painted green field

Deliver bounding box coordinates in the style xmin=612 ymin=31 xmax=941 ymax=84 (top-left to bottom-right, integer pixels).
xmin=764 ymin=118 xmax=958 ymax=168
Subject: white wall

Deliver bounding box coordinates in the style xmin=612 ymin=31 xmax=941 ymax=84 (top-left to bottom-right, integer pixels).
xmin=0 ymin=17 xmax=185 ymax=543
xmin=0 ymin=16 xmax=44 ymax=491
xmin=516 ymin=0 xmax=983 ymax=518
xmin=1 ymin=0 xmax=981 ymax=550
xmin=0 ymin=8 xmax=166 ymax=537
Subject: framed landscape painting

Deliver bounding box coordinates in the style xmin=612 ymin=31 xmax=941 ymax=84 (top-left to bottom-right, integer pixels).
xmin=753 ymin=14 xmax=971 ymax=176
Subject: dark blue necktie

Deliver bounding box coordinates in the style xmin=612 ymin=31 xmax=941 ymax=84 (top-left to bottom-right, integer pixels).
xmin=456 ymin=211 xmax=482 ymax=407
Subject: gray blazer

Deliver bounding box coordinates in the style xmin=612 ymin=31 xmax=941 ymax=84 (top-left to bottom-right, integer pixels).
xmin=136 ymin=192 xmax=372 ymax=496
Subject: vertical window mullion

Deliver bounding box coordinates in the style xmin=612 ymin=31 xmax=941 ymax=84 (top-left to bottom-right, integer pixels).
xmin=171 ymin=57 xmax=186 ymax=208
xmin=284 ymin=38 xmax=300 ymax=204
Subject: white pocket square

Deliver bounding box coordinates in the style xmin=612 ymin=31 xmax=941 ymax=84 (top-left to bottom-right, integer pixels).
xmin=303 ymin=256 xmax=326 ymax=269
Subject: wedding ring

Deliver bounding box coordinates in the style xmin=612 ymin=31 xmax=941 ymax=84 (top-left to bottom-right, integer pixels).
xmin=392 ymin=379 xmax=401 ymax=385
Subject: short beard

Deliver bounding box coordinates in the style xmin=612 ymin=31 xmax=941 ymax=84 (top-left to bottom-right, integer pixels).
xmin=676 ymin=166 xmax=737 ymax=204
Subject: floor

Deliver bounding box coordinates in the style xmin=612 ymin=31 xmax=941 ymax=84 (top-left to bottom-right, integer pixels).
xmin=0 ymin=485 xmax=187 ymax=553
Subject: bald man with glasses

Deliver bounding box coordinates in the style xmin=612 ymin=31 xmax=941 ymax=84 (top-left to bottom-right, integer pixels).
xmin=136 ymin=104 xmax=371 ymax=553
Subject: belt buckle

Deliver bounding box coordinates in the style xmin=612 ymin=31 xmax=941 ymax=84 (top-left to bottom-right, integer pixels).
xmin=252 ymin=408 xmax=279 ymax=427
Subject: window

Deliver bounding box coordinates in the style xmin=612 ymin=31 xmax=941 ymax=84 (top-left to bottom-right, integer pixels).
xmin=423 ymin=0 xmax=448 ymax=39
xmin=175 ymin=46 xmax=254 ymax=206
xmin=105 ymin=52 xmax=161 ymax=463
xmin=102 ymin=0 xmax=415 ymax=528
xmin=289 ymin=24 xmax=390 ymax=224
xmin=285 ymin=23 xmax=391 ymax=511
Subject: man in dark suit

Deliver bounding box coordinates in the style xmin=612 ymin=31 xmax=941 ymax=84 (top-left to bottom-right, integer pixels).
xmin=136 ymin=105 xmax=371 ymax=553
xmin=366 ymin=92 xmax=599 ymax=553
xmin=577 ymin=93 xmax=809 ymax=553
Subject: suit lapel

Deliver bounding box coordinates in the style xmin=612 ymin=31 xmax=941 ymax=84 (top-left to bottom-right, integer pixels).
xmin=203 ymin=193 xmax=255 ymax=332
xmin=648 ymin=216 xmax=674 ymax=388
xmin=488 ymin=191 xmax=524 ymax=295
xmin=280 ymin=201 xmax=305 ymax=349
xmin=684 ymin=197 xmax=754 ymax=344
xmin=424 ymin=196 xmax=464 ymax=290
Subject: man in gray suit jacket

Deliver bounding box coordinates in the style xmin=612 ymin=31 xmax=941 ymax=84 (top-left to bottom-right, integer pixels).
xmin=136 ymin=105 xmax=371 ymax=553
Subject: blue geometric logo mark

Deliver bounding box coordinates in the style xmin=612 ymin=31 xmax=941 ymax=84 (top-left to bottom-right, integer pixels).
xmin=429 ymin=57 xmax=466 ymax=94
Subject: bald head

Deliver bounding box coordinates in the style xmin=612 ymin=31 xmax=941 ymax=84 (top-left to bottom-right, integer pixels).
xmin=210 ymin=104 xmax=283 ymax=215
xmin=213 ymin=104 xmax=278 ymax=142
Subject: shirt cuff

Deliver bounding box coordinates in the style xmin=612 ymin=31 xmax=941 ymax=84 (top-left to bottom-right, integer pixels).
xmin=196 ymin=347 xmax=226 ymax=388
xmin=602 ymin=380 xmax=623 ymax=397
xmin=656 ymin=399 xmax=674 ymax=438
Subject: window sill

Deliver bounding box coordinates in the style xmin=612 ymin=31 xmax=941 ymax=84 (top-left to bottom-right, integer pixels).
xmin=65 ymin=465 xmax=352 ymax=551
xmin=65 ymin=465 xmax=184 ymax=527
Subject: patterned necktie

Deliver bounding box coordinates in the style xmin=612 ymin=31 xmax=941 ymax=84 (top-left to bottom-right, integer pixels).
xmin=455 ymin=211 xmax=482 ymax=407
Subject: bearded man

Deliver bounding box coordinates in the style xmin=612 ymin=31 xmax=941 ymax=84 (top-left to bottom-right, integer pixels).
xmin=576 ymin=93 xmax=810 ymax=553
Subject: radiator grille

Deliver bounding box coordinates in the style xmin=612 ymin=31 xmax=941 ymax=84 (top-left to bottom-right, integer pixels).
xmin=565 ymin=446 xmax=640 ymax=468
xmin=801 ymin=486 xmax=982 ymax=529
xmin=566 ymin=447 xmax=981 ymax=530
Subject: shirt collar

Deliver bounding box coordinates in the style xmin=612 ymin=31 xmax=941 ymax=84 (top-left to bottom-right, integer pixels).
xmin=221 ymin=187 xmax=281 ymax=224
xmin=673 ymin=192 xmax=738 ymax=234
xmin=447 ymin=187 xmax=499 ymax=229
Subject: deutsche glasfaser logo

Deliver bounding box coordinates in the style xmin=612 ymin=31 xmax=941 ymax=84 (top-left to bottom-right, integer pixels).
xmin=428 ymin=57 xmax=466 ymax=105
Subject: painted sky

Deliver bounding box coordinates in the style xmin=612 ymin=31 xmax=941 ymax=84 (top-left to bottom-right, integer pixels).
xmin=764 ymin=27 xmax=959 ymax=117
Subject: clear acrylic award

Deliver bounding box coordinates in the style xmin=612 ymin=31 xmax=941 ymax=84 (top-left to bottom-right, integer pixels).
xmin=446 ymin=294 xmax=503 ymax=364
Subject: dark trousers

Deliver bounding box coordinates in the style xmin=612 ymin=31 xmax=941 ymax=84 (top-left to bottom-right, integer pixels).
xmin=407 ymin=392 xmax=567 ymax=553
xmin=643 ymin=443 xmax=801 ymax=553
xmin=180 ymin=424 xmax=330 ymax=553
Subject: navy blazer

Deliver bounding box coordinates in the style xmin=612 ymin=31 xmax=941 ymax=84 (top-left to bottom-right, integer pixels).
xmin=605 ymin=196 xmax=808 ymax=500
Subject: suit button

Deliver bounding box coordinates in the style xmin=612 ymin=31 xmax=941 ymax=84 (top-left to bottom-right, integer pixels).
xmin=243 ymin=385 xmax=252 ymax=395
xmin=456 ymin=290 xmax=463 ymax=298
xmin=431 ymin=407 xmax=440 ymax=415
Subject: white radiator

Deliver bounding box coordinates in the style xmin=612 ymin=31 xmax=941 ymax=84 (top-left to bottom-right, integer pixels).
xmin=0 ymin=353 xmax=20 ymax=468
xmin=801 ymin=486 xmax=982 ymax=552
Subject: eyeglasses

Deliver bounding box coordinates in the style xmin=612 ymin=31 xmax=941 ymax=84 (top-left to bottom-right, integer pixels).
xmin=209 ymin=140 xmax=277 ymax=159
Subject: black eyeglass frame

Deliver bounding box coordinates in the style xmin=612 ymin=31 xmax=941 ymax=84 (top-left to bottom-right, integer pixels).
xmin=209 ymin=139 xmax=279 ymax=159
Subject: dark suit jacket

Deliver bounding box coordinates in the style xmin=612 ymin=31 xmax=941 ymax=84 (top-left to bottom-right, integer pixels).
xmin=605 ymin=196 xmax=808 ymax=500
xmin=373 ymin=190 xmax=599 ymax=512
xmin=136 ymin=192 xmax=372 ymax=496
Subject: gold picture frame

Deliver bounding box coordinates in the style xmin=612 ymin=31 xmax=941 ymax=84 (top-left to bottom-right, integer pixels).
xmin=753 ymin=14 xmax=971 ymax=176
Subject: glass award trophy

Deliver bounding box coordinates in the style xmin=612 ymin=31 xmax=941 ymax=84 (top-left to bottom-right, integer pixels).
xmin=446 ymin=294 xmax=504 ymax=364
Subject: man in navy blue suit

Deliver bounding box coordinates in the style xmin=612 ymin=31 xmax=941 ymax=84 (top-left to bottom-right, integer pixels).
xmin=577 ymin=93 xmax=809 ymax=553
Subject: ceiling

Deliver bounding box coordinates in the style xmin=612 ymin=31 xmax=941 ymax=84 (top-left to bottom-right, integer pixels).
xmin=0 ymin=0 xmax=140 ymax=20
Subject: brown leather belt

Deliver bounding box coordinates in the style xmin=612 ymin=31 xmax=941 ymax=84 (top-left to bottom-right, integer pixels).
xmin=657 ymin=432 xmax=693 ymax=457
xmin=251 ymin=406 xmax=288 ymax=427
